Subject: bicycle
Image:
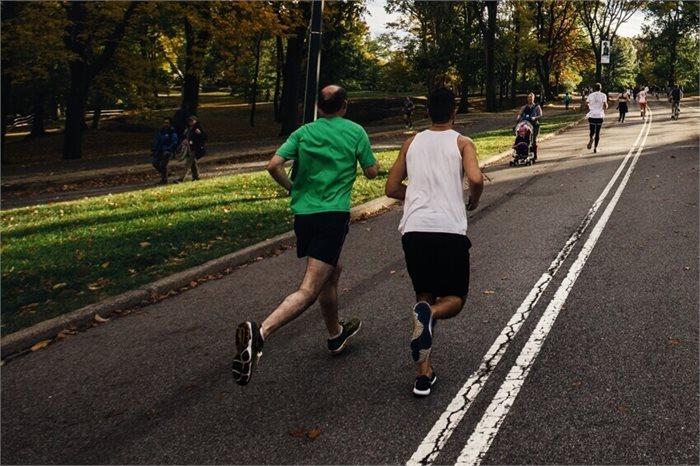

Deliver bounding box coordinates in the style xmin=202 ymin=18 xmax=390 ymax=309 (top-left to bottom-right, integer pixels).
xmin=671 ymin=100 xmax=680 ymax=120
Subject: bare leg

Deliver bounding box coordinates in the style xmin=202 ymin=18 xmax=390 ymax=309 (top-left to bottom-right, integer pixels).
xmin=318 ymin=263 xmax=343 ymax=337
xmin=415 ymin=294 xmax=466 ymax=377
xmin=260 ymin=257 xmax=335 ymax=339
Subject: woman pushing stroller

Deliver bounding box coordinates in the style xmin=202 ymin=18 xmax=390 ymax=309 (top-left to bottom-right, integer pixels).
xmin=516 ymin=93 xmax=542 ymax=161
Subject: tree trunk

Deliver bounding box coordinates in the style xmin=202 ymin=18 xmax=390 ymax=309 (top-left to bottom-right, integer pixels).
xmin=249 ymin=33 xmax=263 ymax=127
xmin=273 ymin=35 xmax=284 ymax=122
xmin=181 ymin=16 xmax=201 ymax=120
xmin=63 ymin=62 xmax=91 ymax=160
xmin=90 ymin=92 xmax=102 ymax=129
xmin=484 ymin=1 xmax=498 ymax=112
xmin=29 ymin=92 xmax=46 ymax=137
xmin=279 ymin=27 xmax=306 ymax=137
xmin=1 ymin=75 xmax=11 ymax=163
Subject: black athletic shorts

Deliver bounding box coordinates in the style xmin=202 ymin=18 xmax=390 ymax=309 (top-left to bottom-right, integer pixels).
xmin=294 ymin=212 xmax=350 ymax=266
xmin=401 ymin=232 xmax=471 ymax=298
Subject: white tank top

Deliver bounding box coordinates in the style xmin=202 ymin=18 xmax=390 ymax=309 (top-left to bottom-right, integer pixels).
xmin=398 ymin=129 xmax=468 ymax=235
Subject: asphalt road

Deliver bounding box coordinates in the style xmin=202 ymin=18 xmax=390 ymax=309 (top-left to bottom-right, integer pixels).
xmin=2 ymin=99 xmax=698 ymax=465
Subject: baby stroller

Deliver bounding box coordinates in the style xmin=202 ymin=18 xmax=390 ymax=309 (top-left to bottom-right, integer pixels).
xmin=510 ymin=120 xmax=536 ymax=166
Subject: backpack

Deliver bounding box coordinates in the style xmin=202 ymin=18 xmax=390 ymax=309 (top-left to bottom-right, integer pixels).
xmin=175 ymin=140 xmax=190 ymax=161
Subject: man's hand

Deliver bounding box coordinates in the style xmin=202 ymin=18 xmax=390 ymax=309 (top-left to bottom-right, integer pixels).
xmin=466 ymin=196 xmax=479 ymax=211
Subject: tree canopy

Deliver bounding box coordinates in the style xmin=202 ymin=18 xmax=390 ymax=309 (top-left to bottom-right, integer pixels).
xmin=2 ymin=0 xmax=697 ymax=159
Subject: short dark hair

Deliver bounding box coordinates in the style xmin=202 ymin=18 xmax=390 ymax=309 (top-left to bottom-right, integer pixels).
xmin=428 ymin=88 xmax=456 ymax=124
xmin=318 ymin=86 xmax=347 ymax=114
xmin=594 ymin=83 xmax=602 ymax=92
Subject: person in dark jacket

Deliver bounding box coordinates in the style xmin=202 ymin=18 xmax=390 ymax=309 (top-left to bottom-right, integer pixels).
xmin=180 ymin=115 xmax=207 ymax=182
xmin=151 ymin=117 xmax=178 ymax=185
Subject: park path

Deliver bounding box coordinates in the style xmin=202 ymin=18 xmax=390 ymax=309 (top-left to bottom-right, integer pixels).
xmin=1 ymin=107 xmax=574 ymax=209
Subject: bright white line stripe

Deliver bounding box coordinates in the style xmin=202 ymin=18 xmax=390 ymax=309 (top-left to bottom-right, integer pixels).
xmin=407 ymin=113 xmax=652 ymax=466
xmin=456 ymin=109 xmax=653 ymax=466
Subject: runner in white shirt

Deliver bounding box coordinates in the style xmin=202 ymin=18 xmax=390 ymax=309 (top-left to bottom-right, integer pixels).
xmin=638 ymin=86 xmax=648 ymax=119
xmin=586 ymin=82 xmax=609 ymax=154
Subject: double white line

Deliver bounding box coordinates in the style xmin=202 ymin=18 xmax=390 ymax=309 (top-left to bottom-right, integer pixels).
xmin=408 ymin=110 xmax=653 ymax=466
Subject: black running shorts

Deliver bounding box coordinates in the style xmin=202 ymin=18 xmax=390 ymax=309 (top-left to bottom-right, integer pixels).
xmin=401 ymin=232 xmax=471 ymax=298
xmin=294 ymin=212 xmax=350 ymax=266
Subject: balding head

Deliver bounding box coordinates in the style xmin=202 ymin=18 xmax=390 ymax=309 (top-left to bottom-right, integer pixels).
xmin=318 ymin=85 xmax=348 ymax=116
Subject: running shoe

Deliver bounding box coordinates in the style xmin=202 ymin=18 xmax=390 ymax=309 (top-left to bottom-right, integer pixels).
xmin=232 ymin=321 xmax=264 ymax=386
xmin=410 ymin=302 xmax=433 ymax=363
xmin=587 ymin=138 xmax=593 ymax=150
xmin=413 ymin=372 xmax=437 ymax=397
xmin=328 ymin=318 xmax=362 ymax=354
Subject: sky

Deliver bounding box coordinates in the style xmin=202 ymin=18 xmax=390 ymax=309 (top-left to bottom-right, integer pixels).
xmin=364 ymin=0 xmax=647 ymax=39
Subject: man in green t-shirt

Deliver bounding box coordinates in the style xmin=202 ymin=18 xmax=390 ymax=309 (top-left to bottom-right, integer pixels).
xmin=232 ymin=85 xmax=379 ymax=386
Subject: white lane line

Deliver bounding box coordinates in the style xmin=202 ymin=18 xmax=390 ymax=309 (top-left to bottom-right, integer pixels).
xmin=456 ymin=109 xmax=653 ymax=466
xmin=406 ymin=113 xmax=652 ymax=466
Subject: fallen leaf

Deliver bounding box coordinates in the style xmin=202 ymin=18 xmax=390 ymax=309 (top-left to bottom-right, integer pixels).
xmin=139 ymin=242 xmax=151 ymax=248
xmin=31 ymin=340 xmax=51 ymax=351
xmin=289 ymin=428 xmax=307 ymax=438
xmin=483 ymin=290 xmax=496 ymax=295
xmin=389 ymin=270 xmax=396 ymax=275
xmin=94 ymin=314 xmax=109 ymax=323
xmin=57 ymin=329 xmax=77 ymax=339
xmin=52 ymin=282 xmax=68 ymax=290
xmin=101 ymin=262 xmax=110 ymax=268
xmin=307 ymin=428 xmax=321 ymax=440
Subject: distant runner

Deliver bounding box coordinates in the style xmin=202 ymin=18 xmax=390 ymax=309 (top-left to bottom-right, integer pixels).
xmin=586 ymin=82 xmax=608 ymax=154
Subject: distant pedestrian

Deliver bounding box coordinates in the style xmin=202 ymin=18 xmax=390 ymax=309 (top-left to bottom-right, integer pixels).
xmin=151 ymin=117 xmax=178 ymax=185
xmin=385 ymin=88 xmax=484 ymax=397
xmin=563 ymin=92 xmax=571 ymax=110
xmin=616 ymin=88 xmax=629 ymax=123
xmin=638 ymin=86 xmax=648 ymax=119
xmin=179 ymin=115 xmax=206 ymax=182
xmin=231 ymin=85 xmax=379 ymax=386
xmin=517 ymin=93 xmax=542 ymax=160
xmin=403 ymin=96 xmax=416 ymax=129
xmin=586 ymin=82 xmax=608 ymax=153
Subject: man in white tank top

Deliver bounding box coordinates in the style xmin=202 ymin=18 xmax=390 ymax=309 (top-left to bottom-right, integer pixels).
xmin=385 ymin=88 xmax=484 ymax=397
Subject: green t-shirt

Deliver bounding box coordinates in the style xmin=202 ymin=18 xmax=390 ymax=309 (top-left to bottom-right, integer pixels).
xmin=276 ymin=116 xmax=376 ymax=215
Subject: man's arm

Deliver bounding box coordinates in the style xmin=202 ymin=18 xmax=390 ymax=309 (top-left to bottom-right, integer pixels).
xmin=267 ymin=154 xmax=293 ymax=191
xmin=363 ymin=163 xmax=379 ymax=179
xmin=385 ymin=137 xmax=412 ymax=200
xmin=459 ymin=136 xmax=483 ymax=211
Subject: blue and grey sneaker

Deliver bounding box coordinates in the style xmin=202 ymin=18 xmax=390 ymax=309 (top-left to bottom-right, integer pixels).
xmin=410 ymin=302 xmax=433 ymax=363
xmin=232 ymin=321 xmax=264 ymax=386
xmin=328 ymin=318 xmax=362 ymax=355
xmin=413 ymin=372 xmax=437 ymax=397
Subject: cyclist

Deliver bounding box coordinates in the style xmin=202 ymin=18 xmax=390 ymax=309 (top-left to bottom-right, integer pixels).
xmin=670 ymin=85 xmax=683 ymax=119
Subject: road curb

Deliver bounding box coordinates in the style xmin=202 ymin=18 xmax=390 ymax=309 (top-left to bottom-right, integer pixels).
xmin=0 ymin=196 xmax=399 ymax=359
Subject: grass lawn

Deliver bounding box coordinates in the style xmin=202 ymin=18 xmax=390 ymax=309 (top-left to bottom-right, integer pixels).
xmin=0 ymin=113 xmax=582 ymax=335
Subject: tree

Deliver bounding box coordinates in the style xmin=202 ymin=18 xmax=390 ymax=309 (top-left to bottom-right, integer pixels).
xmin=530 ymin=1 xmax=580 ymax=99
xmin=576 ymin=0 xmax=640 ymax=84
xmin=473 ymin=1 xmax=498 ymax=111
xmin=642 ymin=1 xmax=699 ymax=87
xmin=1 ymin=2 xmax=71 ymax=146
xmin=62 ymin=1 xmax=138 ymax=160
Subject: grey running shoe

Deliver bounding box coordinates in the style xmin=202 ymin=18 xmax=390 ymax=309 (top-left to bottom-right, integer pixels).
xmin=410 ymin=302 xmax=433 ymax=363
xmin=328 ymin=318 xmax=362 ymax=354
xmin=232 ymin=321 xmax=264 ymax=386
xmin=413 ymin=372 xmax=437 ymax=397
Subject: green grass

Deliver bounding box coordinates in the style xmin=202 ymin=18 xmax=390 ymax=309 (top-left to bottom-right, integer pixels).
xmin=0 ymin=114 xmax=583 ymax=335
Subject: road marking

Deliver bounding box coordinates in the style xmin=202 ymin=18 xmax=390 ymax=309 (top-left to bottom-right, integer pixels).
xmin=407 ymin=111 xmax=653 ymax=466
xmin=456 ymin=109 xmax=653 ymax=466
